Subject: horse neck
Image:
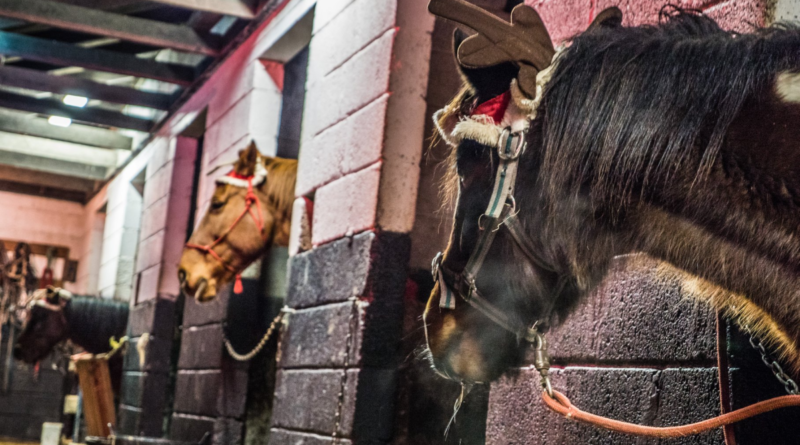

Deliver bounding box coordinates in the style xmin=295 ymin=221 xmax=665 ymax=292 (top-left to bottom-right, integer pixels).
xmin=63 ymin=297 xmax=129 ymax=354
xmin=630 ymin=204 xmax=800 ymax=370
xmin=259 ymin=158 xmax=297 ymax=247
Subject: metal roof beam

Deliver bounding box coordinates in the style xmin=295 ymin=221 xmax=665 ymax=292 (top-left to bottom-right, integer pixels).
xmin=0 ymin=163 xmax=97 ymax=193
xmin=0 ymin=0 xmax=219 ymax=55
xmin=0 ymin=149 xmax=108 ymax=180
xmin=0 ymin=110 xmax=132 ymax=150
xmin=0 ymin=65 xmax=174 ymax=110
xmin=0 ymin=90 xmax=154 ymax=131
xmin=0 ymin=31 xmax=196 ymax=85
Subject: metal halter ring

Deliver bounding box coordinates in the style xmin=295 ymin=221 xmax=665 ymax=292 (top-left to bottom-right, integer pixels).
xmin=466 ymin=279 xmax=477 ymax=302
xmin=497 ymin=127 xmax=526 ymax=161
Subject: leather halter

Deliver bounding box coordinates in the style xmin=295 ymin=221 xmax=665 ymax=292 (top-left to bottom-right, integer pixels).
xmin=432 ymin=127 xmax=557 ymax=344
xmin=185 ymin=161 xmax=268 ymax=294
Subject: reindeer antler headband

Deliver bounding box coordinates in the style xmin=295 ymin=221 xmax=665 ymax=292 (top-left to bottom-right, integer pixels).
xmin=428 ymin=0 xmax=555 ymax=99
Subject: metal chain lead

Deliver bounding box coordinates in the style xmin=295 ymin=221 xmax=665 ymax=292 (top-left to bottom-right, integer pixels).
xmin=332 ymin=297 xmax=358 ymax=444
xmin=743 ymin=326 xmax=799 ymax=395
xmin=224 ymin=307 xmax=295 ymax=362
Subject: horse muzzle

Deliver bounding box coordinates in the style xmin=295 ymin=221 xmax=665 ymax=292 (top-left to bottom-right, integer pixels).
xmin=179 ymin=269 xmax=216 ymax=302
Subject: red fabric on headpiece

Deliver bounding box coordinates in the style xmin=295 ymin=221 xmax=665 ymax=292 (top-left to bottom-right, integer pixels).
xmin=471 ymin=91 xmax=511 ymax=125
xmin=227 ymin=170 xmax=252 ymax=180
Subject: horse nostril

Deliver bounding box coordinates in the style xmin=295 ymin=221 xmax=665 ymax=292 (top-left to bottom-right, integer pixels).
xmin=178 ymin=269 xmax=187 ymax=285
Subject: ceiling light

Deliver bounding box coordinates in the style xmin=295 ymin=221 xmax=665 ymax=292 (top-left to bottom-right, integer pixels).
xmin=48 ymin=116 xmax=72 ymax=127
xmin=63 ymin=95 xmax=88 ymax=108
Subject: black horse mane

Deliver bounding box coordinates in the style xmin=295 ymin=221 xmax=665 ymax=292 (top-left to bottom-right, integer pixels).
xmin=64 ymin=296 xmax=129 ymax=354
xmin=538 ymin=8 xmax=800 ymax=209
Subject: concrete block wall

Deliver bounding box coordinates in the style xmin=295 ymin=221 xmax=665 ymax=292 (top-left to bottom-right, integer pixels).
xmin=0 ymin=330 xmax=67 ymax=441
xmin=117 ymin=135 xmax=198 ymax=436
xmin=168 ymin=287 xmax=249 ymax=444
xmin=272 ymin=1 xmax=434 ymax=443
xmin=487 ymin=256 xmax=722 ymax=444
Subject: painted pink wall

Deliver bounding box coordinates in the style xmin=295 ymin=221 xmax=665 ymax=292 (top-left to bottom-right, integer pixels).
xmin=529 ymin=0 xmax=770 ymax=44
xmin=0 ymin=191 xmax=85 ymax=253
xmin=0 ymin=190 xmax=86 ymax=292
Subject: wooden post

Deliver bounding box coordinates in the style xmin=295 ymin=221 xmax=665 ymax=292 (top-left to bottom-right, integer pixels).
xmin=74 ymin=355 xmax=116 ymax=437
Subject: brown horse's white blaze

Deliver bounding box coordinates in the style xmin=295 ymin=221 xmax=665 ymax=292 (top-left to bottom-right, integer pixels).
xmin=423 ymin=3 xmax=800 ymax=385
xmin=179 ymin=143 xmax=296 ymax=302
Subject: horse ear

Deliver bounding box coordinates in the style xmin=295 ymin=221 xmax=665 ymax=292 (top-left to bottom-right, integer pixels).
xmin=453 ymin=29 xmax=519 ymax=103
xmin=588 ymin=7 xmax=623 ymax=31
xmin=234 ymin=142 xmax=260 ymax=177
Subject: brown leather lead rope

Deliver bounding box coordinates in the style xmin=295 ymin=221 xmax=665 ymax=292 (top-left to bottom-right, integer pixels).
xmin=540 ymin=311 xmax=800 ymax=438
xmin=716 ymin=311 xmax=737 ymax=445
xmin=542 ymin=389 xmax=800 ymax=438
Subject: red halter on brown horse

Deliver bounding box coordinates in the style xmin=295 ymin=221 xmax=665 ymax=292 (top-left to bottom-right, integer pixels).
xmin=179 ymin=142 xmax=296 ymax=302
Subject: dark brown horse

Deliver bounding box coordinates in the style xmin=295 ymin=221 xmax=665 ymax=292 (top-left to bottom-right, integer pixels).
xmin=179 ymin=142 xmax=297 ymax=302
xmin=14 ymin=287 xmax=128 ymax=363
xmin=424 ymin=4 xmax=800 ymax=385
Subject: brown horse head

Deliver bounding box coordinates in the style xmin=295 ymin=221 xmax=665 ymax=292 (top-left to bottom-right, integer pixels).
xmin=14 ymin=287 xmax=70 ymax=364
xmin=179 ymin=142 xmax=297 ymax=302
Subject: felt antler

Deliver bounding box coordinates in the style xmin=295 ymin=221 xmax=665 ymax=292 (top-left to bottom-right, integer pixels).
xmin=428 ymin=0 xmax=555 ymax=98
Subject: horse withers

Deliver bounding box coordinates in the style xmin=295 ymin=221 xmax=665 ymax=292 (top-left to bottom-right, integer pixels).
xmin=178 ymin=142 xmax=297 ymax=302
xmin=424 ymin=1 xmax=800 ymax=386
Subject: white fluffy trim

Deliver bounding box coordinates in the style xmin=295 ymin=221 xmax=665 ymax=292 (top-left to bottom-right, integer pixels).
xmin=451 ymin=116 xmax=503 ymax=147
xmin=216 ymin=157 xmax=267 ymax=188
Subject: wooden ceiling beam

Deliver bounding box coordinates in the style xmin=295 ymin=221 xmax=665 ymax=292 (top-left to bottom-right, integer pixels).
xmin=148 ymin=0 xmax=256 ymax=19
xmin=0 ymin=0 xmax=219 ymax=55
xmin=0 ymin=31 xmax=196 ymax=85
xmin=0 ymin=65 xmax=174 ymax=110
xmin=0 ymin=90 xmax=154 ymax=132
xmin=0 ymin=110 xmax=132 ymax=150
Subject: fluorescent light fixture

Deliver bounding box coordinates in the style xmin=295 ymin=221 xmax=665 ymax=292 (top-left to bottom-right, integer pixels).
xmin=63 ymin=95 xmax=88 ymax=107
xmin=48 ymin=116 xmax=72 ymax=127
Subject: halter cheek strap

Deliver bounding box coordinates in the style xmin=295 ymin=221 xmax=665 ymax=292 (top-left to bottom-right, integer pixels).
xmin=185 ymin=161 xmax=268 ymax=295
xmin=432 ymin=125 xmax=554 ymax=344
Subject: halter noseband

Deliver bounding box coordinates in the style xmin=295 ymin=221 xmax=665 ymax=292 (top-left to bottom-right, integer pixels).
xmin=185 ymin=160 xmax=268 ymax=294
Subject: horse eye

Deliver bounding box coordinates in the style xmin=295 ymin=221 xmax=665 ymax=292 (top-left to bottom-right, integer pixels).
xmin=211 ymin=200 xmax=226 ymax=211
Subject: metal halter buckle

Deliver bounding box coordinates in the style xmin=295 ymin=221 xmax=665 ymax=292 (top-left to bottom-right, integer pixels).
xmin=466 ymin=279 xmax=477 ymax=302
xmin=531 ymin=330 xmax=553 ymax=397
xmin=497 ymin=127 xmax=526 ymax=161
xmin=431 ymin=251 xmax=443 ymax=279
